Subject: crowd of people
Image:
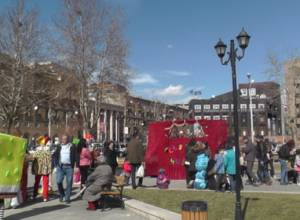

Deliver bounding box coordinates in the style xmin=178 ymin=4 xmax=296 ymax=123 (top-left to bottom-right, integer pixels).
xmin=0 ymin=128 xmax=147 ymax=218
xmin=1 ymin=129 xmax=300 ymax=219
xmin=184 ymin=135 xmax=300 ymax=192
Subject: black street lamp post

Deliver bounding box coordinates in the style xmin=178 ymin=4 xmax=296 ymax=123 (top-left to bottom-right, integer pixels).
xmin=214 ymin=28 xmax=250 ymax=220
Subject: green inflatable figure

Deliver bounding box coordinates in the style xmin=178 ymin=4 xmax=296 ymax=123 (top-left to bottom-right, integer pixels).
xmin=0 ymin=133 xmax=27 ymax=195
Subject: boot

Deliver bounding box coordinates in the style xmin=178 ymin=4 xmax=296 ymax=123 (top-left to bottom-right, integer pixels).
xmin=86 ymin=202 xmax=97 ymax=211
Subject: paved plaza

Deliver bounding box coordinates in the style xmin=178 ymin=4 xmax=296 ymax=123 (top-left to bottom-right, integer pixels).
xmin=3 ymin=164 xmax=300 ymax=220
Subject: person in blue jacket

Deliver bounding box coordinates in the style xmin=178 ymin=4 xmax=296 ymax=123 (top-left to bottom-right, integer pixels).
xmin=224 ymin=138 xmax=236 ymax=192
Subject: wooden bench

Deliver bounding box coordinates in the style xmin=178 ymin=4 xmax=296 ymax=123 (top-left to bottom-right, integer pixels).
xmin=98 ymin=175 xmax=125 ymax=211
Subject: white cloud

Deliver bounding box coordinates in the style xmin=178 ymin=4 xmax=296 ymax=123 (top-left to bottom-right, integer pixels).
xmin=164 ymin=70 xmax=191 ymax=76
xmin=155 ymin=84 xmax=184 ymax=96
xmin=131 ymin=73 xmax=157 ymax=85
xmin=167 ymin=44 xmax=173 ymax=49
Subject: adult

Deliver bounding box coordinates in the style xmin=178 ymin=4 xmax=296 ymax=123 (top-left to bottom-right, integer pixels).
xmin=32 ymin=137 xmax=52 ymax=202
xmin=264 ymin=138 xmax=275 ymax=178
xmin=77 ymin=138 xmax=92 ymax=189
xmin=243 ymin=137 xmax=258 ymax=185
xmin=224 ymin=139 xmax=236 ymax=192
xmin=185 ymin=140 xmax=201 ymax=188
xmin=278 ymin=139 xmax=296 ymax=185
xmin=83 ymin=155 xmax=114 ymax=211
xmin=103 ymin=141 xmax=118 ymax=175
xmin=126 ymin=130 xmax=145 ymax=189
xmin=256 ymin=136 xmax=271 ymax=185
xmin=53 ymin=135 xmax=77 ymax=204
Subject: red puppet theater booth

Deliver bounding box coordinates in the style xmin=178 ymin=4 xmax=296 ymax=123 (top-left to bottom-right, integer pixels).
xmin=145 ymin=120 xmax=228 ymax=180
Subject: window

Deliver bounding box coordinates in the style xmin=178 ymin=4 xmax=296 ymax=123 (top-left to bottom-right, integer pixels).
xmin=249 ymin=104 xmax=256 ymax=109
xmin=222 ymin=115 xmax=228 ymax=120
xmin=240 ymin=104 xmax=247 ymax=109
xmin=258 ymin=104 xmax=265 ymax=109
xmin=194 ymin=105 xmax=201 ymax=110
xmin=213 ymin=115 xmax=220 ymax=120
xmin=204 ymin=104 xmax=211 ymax=110
xmin=249 ymin=88 xmax=256 ymax=96
xmin=231 ymin=104 xmax=234 ymax=109
xmin=240 ymin=88 xmax=248 ymax=96
xmin=213 ymin=104 xmax=220 ymax=110
xmin=222 ymin=104 xmax=229 ymax=109
xmin=195 ymin=115 xmax=202 ymax=120
xmin=260 ymin=94 xmax=266 ymax=99
xmin=203 ymin=115 xmax=211 ymax=120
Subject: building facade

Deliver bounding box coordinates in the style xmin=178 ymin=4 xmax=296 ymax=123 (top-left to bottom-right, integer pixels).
xmin=189 ymin=81 xmax=281 ymax=138
xmin=0 ymin=61 xmax=189 ymax=142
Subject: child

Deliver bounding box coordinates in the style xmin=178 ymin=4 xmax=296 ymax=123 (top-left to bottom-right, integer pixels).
xmin=156 ymin=169 xmax=170 ymax=189
xmin=294 ymin=149 xmax=300 ymax=186
xmin=123 ymin=160 xmax=132 ymax=185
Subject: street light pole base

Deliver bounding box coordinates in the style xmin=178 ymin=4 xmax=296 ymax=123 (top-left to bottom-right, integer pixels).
xmin=235 ymin=201 xmax=243 ymax=220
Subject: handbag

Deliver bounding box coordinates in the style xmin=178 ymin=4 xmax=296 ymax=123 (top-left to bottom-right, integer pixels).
xmin=136 ymin=165 xmax=145 ymax=178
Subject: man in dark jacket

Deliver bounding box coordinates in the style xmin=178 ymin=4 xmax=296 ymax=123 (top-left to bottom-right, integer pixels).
xmin=126 ymin=130 xmax=145 ymax=189
xmin=243 ymin=137 xmax=257 ymax=185
xmin=53 ymin=134 xmax=77 ymax=204
xmin=278 ymin=139 xmax=295 ymax=185
xmin=256 ymin=136 xmax=271 ymax=185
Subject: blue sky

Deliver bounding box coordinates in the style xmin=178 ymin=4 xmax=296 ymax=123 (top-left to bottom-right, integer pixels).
xmin=1 ymin=0 xmax=300 ymax=104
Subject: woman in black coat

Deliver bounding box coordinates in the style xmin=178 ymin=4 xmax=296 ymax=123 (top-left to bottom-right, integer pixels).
xmin=103 ymin=141 xmax=118 ymax=175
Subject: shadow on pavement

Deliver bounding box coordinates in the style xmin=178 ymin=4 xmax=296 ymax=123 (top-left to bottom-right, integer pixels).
xmin=5 ymin=204 xmax=69 ymax=220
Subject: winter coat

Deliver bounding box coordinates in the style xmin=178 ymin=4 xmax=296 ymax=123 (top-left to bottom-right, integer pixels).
xmin=186 ymin=147 xmax=203 ymax=172
xmin=256 ymin=141 xmax=268 ymax=162
xmin=214 ymin=154 xmax=225 ymax=174
xmin=83 ymin=164 xmax=114 ymax=202
xmin=126 ymin=137 xmax=144 ymax=164
xmin=278 ymin=144 xmax=291 ymax=160
xmin=53 ymin=143 xmax=77 ymax=168
xmin=79 ymin=148 xmax=92 ymax=167
xmin=244 ymin=142 xmax=256 ymax=162
xmin=104 ymin=146 xmax=118 ymax=168
xmin=224 ymin=148 xmax=236 ymax=175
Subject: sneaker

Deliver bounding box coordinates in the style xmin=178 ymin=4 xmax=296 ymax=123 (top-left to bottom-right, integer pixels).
xmin=43 ymin=198 xmax=48 ymax=202
xmin=59 ymin=197 xmax=65 ymax=202
xmin=65 ymin=200 xmax=71 ymax=204
xmin=297 ymin=182 xmax=300 ymax=186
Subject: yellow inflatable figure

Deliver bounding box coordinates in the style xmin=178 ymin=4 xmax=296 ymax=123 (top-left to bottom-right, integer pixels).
xmin=0 ymin=133 xmax=27 ymax=195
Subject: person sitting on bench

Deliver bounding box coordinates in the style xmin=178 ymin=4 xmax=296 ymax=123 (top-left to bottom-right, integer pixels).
xmin=83 ymin=155 xmax=114 ymax=211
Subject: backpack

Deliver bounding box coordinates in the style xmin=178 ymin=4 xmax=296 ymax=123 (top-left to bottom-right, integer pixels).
xmin=278 ymin=145 xmax=289 ymax=159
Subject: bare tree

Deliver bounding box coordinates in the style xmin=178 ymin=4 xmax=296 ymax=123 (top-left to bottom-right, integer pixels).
xmin=0 ymin=0 xmax=42 ymax=133
xmin=53 ymin=0 xmax=130 ymax=134
xmin=264 ymin=50 xmax=300 ymax=139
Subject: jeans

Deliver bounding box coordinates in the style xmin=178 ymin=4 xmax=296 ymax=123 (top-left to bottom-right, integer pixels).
xmin=279 ymin=159 xmax=288 ymax=184
xmin=215 ymin=174 xmax=225 ymax=191
xmin=246 ymin=161 xmax=257 ymax=183
xmin=257 ymin=160 xmax=270 ymax=183
xmin=130 ymin=163 xmax=143 ymax=189
xmin=56 ymin=165 xmax=74 ymax=202
xmin=228 ymin=174 xmax=236 ymax=192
